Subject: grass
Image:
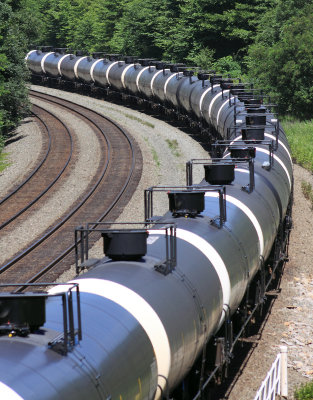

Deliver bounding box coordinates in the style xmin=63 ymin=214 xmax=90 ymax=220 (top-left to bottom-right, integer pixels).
xmin=165 ymin=138 xmax=181 ymax=157
xmin=295 ymin=381 xmax=313 ymax=399
xmin=301 ymin=180 xmax=313 ymax=209
xmin=281 ymin=119 xmax=313 ymax=399
xmin=0 ymin=152 xmax=10 ymax=172
xmin=281 ymin=117 xmax=313 ymax=173
xmin=124 ymin=113 xmax=155 ymax=128
xmin=144 ymin=137 xmax=160 ymax=167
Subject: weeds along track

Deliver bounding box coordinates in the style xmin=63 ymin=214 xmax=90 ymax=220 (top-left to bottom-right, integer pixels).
xmin=0 ymin=90 xmax=142 ymax=287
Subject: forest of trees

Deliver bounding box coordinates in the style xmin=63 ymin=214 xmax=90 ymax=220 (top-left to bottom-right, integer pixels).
xmin=1 ymin=0 xmax=313 ymax=143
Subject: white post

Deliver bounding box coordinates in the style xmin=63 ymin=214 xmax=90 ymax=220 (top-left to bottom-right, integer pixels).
xmin=280 ymin=345 xmax=288 ymax=398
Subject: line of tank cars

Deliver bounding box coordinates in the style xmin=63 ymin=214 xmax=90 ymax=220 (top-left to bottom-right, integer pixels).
xmin=0 ymin=47 xmax=293 ymax=400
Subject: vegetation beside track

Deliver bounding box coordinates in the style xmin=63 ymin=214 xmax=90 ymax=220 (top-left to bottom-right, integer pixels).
xmin=282 ymin=118 xmax=313 ymax=173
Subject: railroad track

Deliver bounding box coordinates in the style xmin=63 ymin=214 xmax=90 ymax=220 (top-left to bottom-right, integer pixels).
xmin=0 ymin=104 xmax=73 ymax=230
xmin=0 ymin=90 xmax=142 ymax=287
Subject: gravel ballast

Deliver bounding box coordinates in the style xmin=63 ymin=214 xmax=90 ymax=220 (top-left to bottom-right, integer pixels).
xmin=1 ymin=85 xmax=313 ymax=399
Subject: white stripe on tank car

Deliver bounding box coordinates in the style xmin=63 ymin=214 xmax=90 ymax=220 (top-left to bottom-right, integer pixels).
xmin=25 ymin=49 xmax=36 ymax=60
xmin=121 ymin=63 xmax=134 ymax=88
xmin=208 ymin=90 xmax=230 ymax=121
xmin=0 ymin=382 xmax=24 ymax=399
xmin=264 ymin=133 xmax=292 ymax=164
xmin=230 ymin=133 xmax=292 ymax=167
xmin=136 ymin=66 xmax=149 ymax=92
xmin=105 ymin=61 xmax=119 ymax=85
xmin=216 ymin=97 xmax=234 ymax=127
xmin=90 ymin=58 xmax=104 ymax=83
xmin=58 ymin=54 xmax=71 ymax=76
xmin=199 ymin=84 xmax=219 ymax=116
xmin=41 ymin=52 xmax=54 ymax=74
xmin=230 ymin=135 xmax=242 ymax=145
xmin=164 ymin=73 xmax=177 ymax=97
xmin=74 ymin=56 xmax=87 ymax=79
xmin=205 ymin=192 xmax=264 ymax=257
xmin=149 ymin=228 xmax=230 ymax=328
xmin=49 ymin=279 xmax=170 ymax=400
xmin=255 ymin=147 xmax=292 ymax=189
xmin=150 ymin=69 xmax=164 ymax=96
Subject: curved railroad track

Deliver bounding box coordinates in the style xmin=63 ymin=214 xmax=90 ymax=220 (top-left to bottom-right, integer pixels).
xmin=0 ymin=90 xmax=142 ymax=286
xmin=0 ymin=104 xmax=73 ymax=230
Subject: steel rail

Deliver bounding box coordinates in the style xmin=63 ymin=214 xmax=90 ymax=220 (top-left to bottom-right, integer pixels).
xmin=0 ymin=110 xmax=52 ymax=205
xmin=1 ymin=90 xmax=136 ymax=290
xmin=0 ymin=104 xmax=73 ymax=230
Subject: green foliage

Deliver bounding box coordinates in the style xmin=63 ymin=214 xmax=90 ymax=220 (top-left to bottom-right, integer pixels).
xmin=247 ymin=2 xmax=313 ymax=118
xmin=16 ymin=0 xmax=313 ymax=120
xmin=282 ymin=117 xmax=313 ymax=172
xmin=0 ymin=1 xmax=30 ymax=140
xmin=24 ymin=0 xmax=274 ymax=66
xmin=295 ymin=380 xmax=313 ymax=400
xmin=301 ymin=181 xmax=313 ymax=210
xmin=213 ymin=56 xmax=242 ymax=76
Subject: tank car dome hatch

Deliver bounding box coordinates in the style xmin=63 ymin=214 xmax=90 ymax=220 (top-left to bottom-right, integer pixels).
xmin=183 ymin=70 xmax=194 ymax=77
xmin=237 ymin=91 xmax=253 ymax=102
xmin=41 ymin=46 xmax=53 ymax=52
xmin=220 ymin=79 xmax=234 ymax=90
xmin=245 ymin=97 xmax=263 ymax=107
xmin=101 ymin=230 xmax=148 ymax=261
xmin=197 ymin=72 xmax=211 ymax=81
xmin=0 ymin=293 xmax=47 ymax=336
xmin=230 ymin=83 xmax=245 ymax=95
xmin=170 ymin=63 xmax=186 ymax=72
xmin=204 ymin=163 xmax=235 ymax=185
xmin=124 ymin=56 xmax=137 ymax=64
xmin=92 ymin=52 xmax=105 ymax=59
xmin=107 ymin=54 xmax=121 ymax=61
xmin=230 ymin=146 xmax=256 ymax=160
xmin=137 ymin=58 xmax=155 ymax=66
xmin=210 ymin=74 xmax=223 ymax=84
xmin=246 ymin=107 xmax=266 ymax=125
xmin=241 ymin=128 xmax=265 ymax=142
xmin=242 ymin=107 xmax=266 ymax=141
xmin=168 ymin=191 xmax=205 ymax=217
xmin=155 ymin=61 xmax=166 ymax=70
xmin=54 ymin=48 xmax=67 ymax=54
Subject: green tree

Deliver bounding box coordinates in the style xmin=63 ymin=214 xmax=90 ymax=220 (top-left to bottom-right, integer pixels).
xmin=0 ymin=0 xmax=29 ymax=145
xmin=247 ymin=2 xmax=313 ymax=118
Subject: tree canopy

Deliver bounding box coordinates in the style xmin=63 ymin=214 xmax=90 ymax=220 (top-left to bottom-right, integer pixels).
xmin=2 ymin=0 xmax=313 ymax=122
xmin=0 ymin=0 xmax=31 ymax=144
xmin=247 ymin=1 xmax=313 ymax=118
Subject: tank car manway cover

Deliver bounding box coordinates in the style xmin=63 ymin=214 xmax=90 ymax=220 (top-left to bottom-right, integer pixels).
xmin=0 ymin=382 xmax=24 ymax=400
xmin=49 ymin=280 xmax=170 ymax=400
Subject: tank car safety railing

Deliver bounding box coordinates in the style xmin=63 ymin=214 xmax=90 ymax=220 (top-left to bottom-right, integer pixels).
xmin=74 ymin=222 xmax=177 ymax=276
xmin=186 ymin=156 xmax=255 ymax=193
xmin=144 ymin=185 xmax=227 ymax=228
xmin=0 ymin=283 xmax=82 ymax=356
xmin=221 ymin=137 xmax=275 ymax=170
xmin=231 ymin=108 xmax=280 ymax=149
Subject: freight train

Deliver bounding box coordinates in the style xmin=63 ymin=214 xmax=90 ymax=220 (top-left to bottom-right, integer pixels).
xmin=0 ymin=48 xmax=293 ymax=400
